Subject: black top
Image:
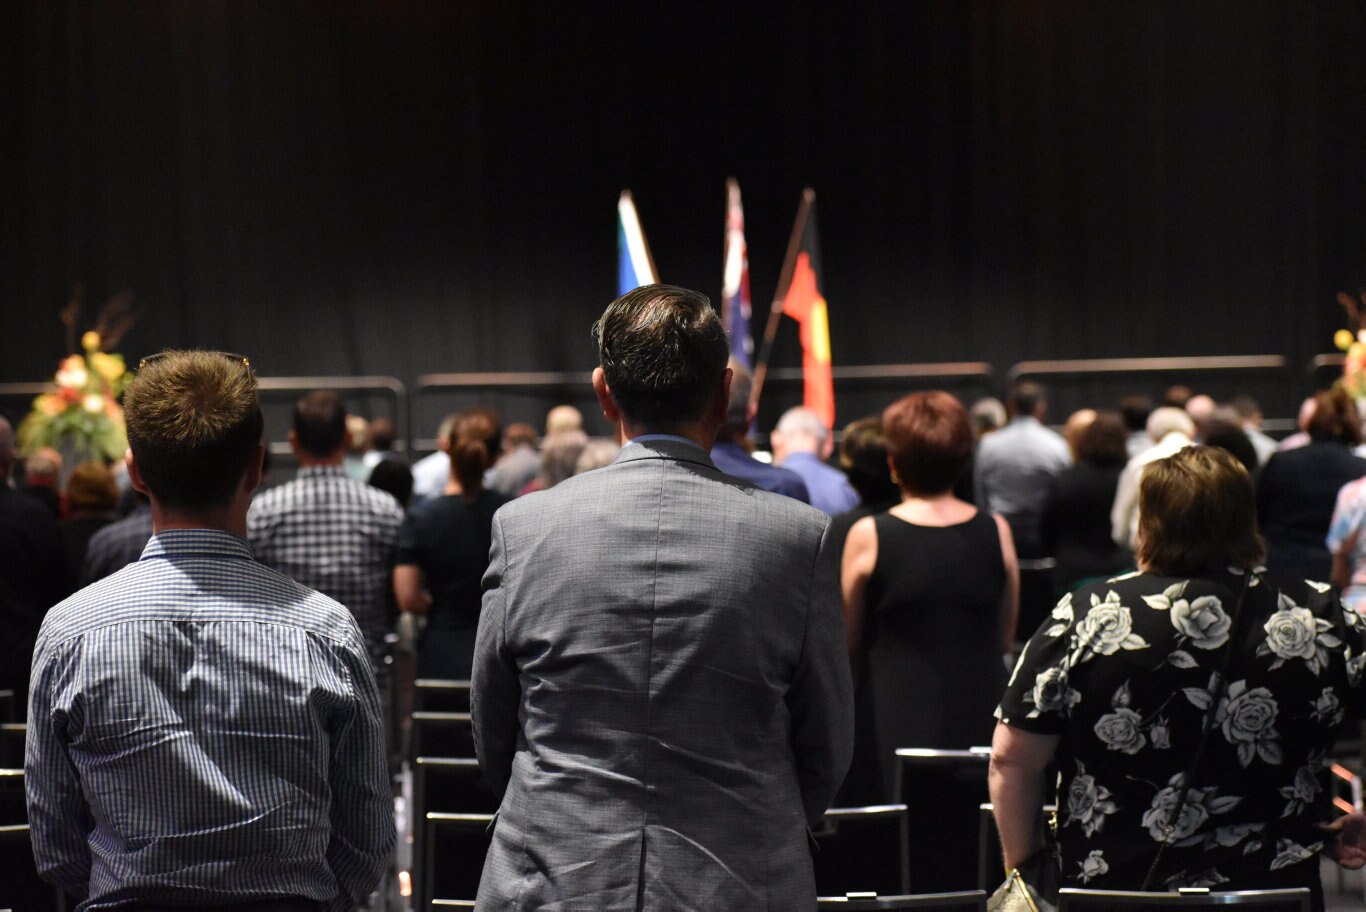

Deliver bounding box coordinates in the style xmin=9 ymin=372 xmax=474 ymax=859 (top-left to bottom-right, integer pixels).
xmin=1257 ymin=442 xmax=1366 ymax=583
xmin=59 ymin=514 xmax=113 ymax=590
xmin=0 ymin=485 xmax=67 ymax=695
xmin=396 ymin=488 xmax=510 ymax=631
xmin=999 ymin=569 xmax=1365 ymax=905
xmin=1040 ymin=461 xmax=1131 ymax=594
xmin=862 ymin=510 xmax=1006 ymax=795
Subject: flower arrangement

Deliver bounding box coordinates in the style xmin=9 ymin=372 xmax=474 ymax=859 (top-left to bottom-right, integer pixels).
xmin=1335 ymin=291 xmax=1366 ymax=402
xmin=18 ymin=289 xmax=138 ymax=464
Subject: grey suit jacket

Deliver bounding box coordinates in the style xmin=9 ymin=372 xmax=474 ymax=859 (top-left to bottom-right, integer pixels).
xmin=472 ymin=438 xmax=853 ymax=911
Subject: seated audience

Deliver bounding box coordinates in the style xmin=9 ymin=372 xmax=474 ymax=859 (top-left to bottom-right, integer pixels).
xmin=772 ymin=406 xmax=859 ymax=515
xmin=1232 ymin=394 xmax=1278 ymax=466
xmin=362 ymin=416 xmax=402 ymax=469
xmin=411 ymin=412 xmax=459 ymax=504
xmin=393 ymin=408 xmax=509 ymax=679
xmin=1258 ymin=386 xmax=1366 ymax=584
xmin=1329 ymin=473 xmax=1366 ymax=614
xmin=994 ymin=445 xmax=1363 ymax=910
xmin=1202 ymin=407 xmax=1259 ymax=475
xmin=1119 ymin=393 xmax=1155 ymax=459
xmin=27 ymin=350 xmax=392 ymax=908
xmin=1277 ymin=395 xmax=1317 ymax=452
xmin=1040 ymin=410 xmax=1132 ymax=595
xmin=57 ymin=461 xmax=118 ymax=587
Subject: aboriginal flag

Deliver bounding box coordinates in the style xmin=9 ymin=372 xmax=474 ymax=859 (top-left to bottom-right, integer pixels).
xmin=777 ymin=192 xmax=834 ymax=429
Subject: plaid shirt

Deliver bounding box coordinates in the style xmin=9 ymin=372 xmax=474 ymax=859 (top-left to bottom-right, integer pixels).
xmin=26 ymin=530 xmax=393 ymax=910
xmin=247 ymin=466 xmax=404 ymax=670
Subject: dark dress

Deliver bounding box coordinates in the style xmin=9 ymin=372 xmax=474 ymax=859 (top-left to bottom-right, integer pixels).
xmin=1040 ymin=461 xmax=1132 ymax=595
xmin=998 ymin=570 xmax=1366 ymax=911
xmin=1257 ymin=442 xmax=1366 ymax=584
xmin=857 ymin=510 xmax=1007 ymax=892
xmin=395 ymin=489 xmax=510 ymax=679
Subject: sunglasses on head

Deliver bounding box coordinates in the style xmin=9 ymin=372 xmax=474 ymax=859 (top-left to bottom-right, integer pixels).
xmin=138 ymin=351 xmax=252 ymax=373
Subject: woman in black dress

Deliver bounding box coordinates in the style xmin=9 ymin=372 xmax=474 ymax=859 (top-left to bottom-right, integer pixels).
xmin=842 ymin=391 xmax=1020 ymax=791
xmin=393 ymin=407 xmax=510 ymax=679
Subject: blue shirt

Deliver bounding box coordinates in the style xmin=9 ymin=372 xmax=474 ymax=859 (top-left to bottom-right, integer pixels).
xmin=710 ymin=442 xmax=811 ymax=503
xmin=26 ymin=529 xmax=394 ymax=911
xmin=778 ymin=452 xmax=859 ymax=516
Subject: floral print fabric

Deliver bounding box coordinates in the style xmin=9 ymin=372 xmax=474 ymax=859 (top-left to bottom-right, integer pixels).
xmin=997 ymin=569 xmax=1366 ymax=892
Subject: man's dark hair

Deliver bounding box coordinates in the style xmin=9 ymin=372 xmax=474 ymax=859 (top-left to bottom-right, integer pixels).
xmin=124 ymin=350 xmax=263 ymax=510
xmin=1118 ymin=395 xmax=1153 ymax=433
xmin=1007 ymin=382 xmax=1046 ymax=419
xmin=592 ymin=284 xmax=729 ymax=429
xmin=293 ymin=391 xmax=348 ymax=458
xmin=368 ymin=417 xmax=398 ymax=452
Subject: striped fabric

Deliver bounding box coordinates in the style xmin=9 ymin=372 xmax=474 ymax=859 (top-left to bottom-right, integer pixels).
xmin=26 ymin=529 xmax=394 ymax=911
xmin=247 ymin=466 xmax=404 ymax=674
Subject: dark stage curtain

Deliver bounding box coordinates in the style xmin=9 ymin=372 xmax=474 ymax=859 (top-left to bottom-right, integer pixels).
xmin=4 ymin=1 xmax=1366 ymax=433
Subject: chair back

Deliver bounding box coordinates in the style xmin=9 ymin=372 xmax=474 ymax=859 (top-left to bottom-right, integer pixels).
xmin=411 ymin=711 xmax=476 ymax=759
xmin=814 ymin=805 xmax=910 ymax=897
xmin=817 ymin=890 xmax=988 ymax=910
xmin=0 ymin=823 xmax=66 ymax=911
xmin=1057 ymin=887 xmax=1311 ymax=911
xmin=0 ymin=724 xmax=25 ymax=770
xmin=422 ymin=812 xmax=493 ymax=909
xmin=413 ymin=757 xmax=499 ymax=816
xmin=894 ymin=748 xmax=990 ymax=893
xmin=0 ymin=770 xmax=25 ymax=826
xmin=414 ymin=679 xmax=472 ymax=714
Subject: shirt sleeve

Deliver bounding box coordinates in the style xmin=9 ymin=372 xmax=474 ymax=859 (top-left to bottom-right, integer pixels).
xmin=25 ymin=637 xmax=93 ymax=899
xmin=323 ymin=632 xmax=395 ymax=905
xmin=1326 ymin=481 xmax=1365 ymax=553
xmin=996 ymin=591 xmax=1080 ymax=735
xmin=394 ymin=510 xmax=420 ymax=566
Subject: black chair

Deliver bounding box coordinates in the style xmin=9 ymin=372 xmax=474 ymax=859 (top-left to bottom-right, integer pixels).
xmin=0 ymin=724 xmax=25 ymax=770
xmin=411 ymin=712 xmax=475 ymax=759
xmin=423 ymin=812 xmax=493 ymax=909
xmin=817 ymin=892 xmax=987 ymax=911
xmin=414 ymin=679 xmax=472 ymax=714
xmin=813 ymin=805 xmax=910 ymax=898
xmin=413 ymin=757 xmax=499 ymax=815
xmin=0 ymin=770 xmax=26 ymax=826
xmin=893 ymin=748 xmax=990 ymax=893
xmin=0 ymin=823 xmax=66 ymax=911
xmin=1057 ymin=888 xmax=1311 ymax=911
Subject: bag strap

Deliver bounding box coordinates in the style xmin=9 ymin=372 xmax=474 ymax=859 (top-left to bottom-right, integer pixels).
xmin=1140 ymin=569 xmax=1254 ymax=891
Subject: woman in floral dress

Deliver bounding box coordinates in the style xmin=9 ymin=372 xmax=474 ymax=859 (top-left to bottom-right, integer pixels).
xmin=991 ymin=445 xmax=1366 ymax=910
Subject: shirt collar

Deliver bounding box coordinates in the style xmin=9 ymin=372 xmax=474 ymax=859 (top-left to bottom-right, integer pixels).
xmin=625 ymin=433 xmax=705 ymax=453
xmin=140 ymin=528 xmax=255 ymax=562
xmin=297 ymin=464 xmax=348 ymax=479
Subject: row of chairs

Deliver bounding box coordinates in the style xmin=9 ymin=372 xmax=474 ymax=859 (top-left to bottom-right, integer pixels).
xmin=814 ymin=889 xmax=1311 ymax=910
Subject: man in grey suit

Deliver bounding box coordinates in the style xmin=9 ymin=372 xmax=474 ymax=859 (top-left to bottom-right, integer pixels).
xmin=472 ymin=285 xmax=854 ymax=911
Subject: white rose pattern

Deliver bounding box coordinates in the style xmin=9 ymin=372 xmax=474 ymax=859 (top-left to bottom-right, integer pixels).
xmin=1077 ymin=850 xmax=1108 ymax=883
xmin=1006 ymin=572 xmax=1362 ymax=885
xmin=1257 ymin=594 xmax=1342 ymax=675
xmin=1214 ymin=680 xmax=1283 ymax=767
xmin=1074 ymin=591 xmax=1149 ymax=662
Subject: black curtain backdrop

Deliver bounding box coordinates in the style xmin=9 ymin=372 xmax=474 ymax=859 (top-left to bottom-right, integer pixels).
xmin=4 ymin=1 xmax=1366 ymax=435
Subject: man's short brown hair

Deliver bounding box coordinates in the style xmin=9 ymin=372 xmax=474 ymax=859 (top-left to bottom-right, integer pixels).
xmin=125 ymin=350 xmax=263 ymax=510
xmin=1136 ymin=444 xmax=1264 ymax=576
xmin=293 ymin=391 xmax=348 ymax=458
xmin=593 ymin=284 xmax=728 ymax=430
xmin=882 ymin=391 xmax=973 ymax=496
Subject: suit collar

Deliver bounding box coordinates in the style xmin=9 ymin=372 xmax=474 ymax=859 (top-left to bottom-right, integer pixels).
xmin=612 ymin=436 xmax=717 ymax=472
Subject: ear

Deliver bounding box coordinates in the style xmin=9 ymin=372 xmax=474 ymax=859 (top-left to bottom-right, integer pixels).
xmin=287 ymin=429 xmax=302 ymax=457
xmin=242 ymin=443 xmax=265 ymax=495
xmin=126 ymin=448 xmax=150 ymax=497
xmin=592 ymin=367 xmax=621 ymax=426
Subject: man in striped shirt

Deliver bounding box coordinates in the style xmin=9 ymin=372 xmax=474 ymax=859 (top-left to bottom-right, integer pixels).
xmin=26 ymin=350 xmax=393 ymax=911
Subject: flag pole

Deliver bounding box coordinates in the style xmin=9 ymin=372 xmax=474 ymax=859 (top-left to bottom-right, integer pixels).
xmin=750 ymin=187 xmax=816 ymax=412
